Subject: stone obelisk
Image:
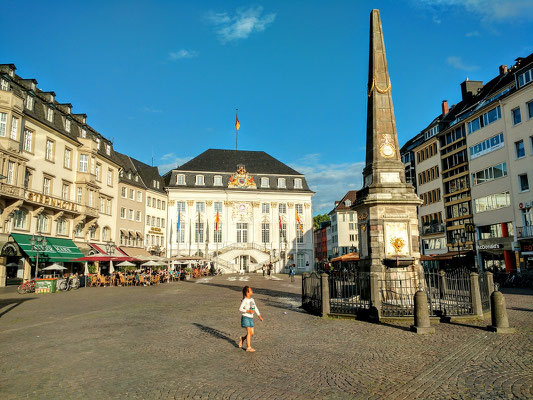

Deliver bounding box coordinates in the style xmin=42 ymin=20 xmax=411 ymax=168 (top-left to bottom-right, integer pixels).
xmin=353 ymin=10 xmax=422 ymax=276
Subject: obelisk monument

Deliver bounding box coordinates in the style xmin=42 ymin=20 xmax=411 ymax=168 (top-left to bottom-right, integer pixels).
xmin=353 ymin=10 xmax=422 ymax=276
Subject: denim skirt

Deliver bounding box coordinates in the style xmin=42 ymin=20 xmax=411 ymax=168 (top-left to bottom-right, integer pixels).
xmin=241 ymin=316 xmax=254 ymax=328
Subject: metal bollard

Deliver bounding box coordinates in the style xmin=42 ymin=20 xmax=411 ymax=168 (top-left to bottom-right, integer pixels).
xmin=410 ymin=290 xmax=435 ymax=334
xmin=487 ymin=290 xmax=515 ymax=334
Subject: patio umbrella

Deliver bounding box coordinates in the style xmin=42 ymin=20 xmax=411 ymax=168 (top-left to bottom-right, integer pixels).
xmin=6 ymin=262 xmax=19 ymax=267
xmin=141 ymin=260 xmax=159 ymax=267
xmin=42 ymin=264 xmax=67 ymax=270
xmin=116 ymin=261 xmax=136 ymax=267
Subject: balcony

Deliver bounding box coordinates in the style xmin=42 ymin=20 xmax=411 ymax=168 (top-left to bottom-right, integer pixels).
xmin=517 ymin=226 xmax=533 ymax=239
xmin=0 ymin=182 xmax=99 ymax=218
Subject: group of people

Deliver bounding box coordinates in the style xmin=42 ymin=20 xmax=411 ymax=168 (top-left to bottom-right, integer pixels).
xmin=261 ymin=263 xmax=274 ymax=278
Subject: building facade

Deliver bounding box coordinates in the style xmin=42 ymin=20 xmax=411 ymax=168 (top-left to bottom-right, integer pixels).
xmin=0 ymin=64 xmax=121 ymax=283
xmin=328 ymin=190 xmax=358 ymax=257
xmin=165 ymin=149 xmax=314 ymax=273
xmin=400 ymin=54 xmax=533 ymax=273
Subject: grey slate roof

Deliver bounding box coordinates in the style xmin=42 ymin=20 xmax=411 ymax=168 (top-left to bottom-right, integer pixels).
xmin=165 ymin=149 xmax=312 ymax=192
xmin=130 ymin=158 xmax=166 ymax=194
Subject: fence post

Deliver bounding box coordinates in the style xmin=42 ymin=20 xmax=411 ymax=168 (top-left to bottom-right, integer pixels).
xmin=370 ymin=272 xmax=381 ymax=320
xmin=470 ymin=272 xmax=484 ymax=318
xmin=439 ymin=270 xmax=447 ymax=297
xmin=320 ymin=273 xmax=330 ymax=317
xmin=485 ymin=271 xmax=494 ymax=297
xmin=301 ymin=272 xmax=309 ymax=307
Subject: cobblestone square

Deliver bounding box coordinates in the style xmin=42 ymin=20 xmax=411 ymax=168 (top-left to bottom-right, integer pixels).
xmin=1 ymin=274 xmax=532 ymax=399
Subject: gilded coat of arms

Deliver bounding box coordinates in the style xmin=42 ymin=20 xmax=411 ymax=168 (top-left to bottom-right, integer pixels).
xmin=390 ymin=237 xmax=405 ymax=253
xmin=228 ymin=164 xmax=256 ymax=189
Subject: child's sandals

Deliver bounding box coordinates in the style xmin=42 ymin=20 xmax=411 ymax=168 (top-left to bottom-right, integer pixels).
xmin=246 ymin=347 xmax=256 ymax=352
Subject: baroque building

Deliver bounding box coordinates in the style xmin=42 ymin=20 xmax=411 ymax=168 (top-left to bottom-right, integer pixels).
xmin=0 ymin=64 xmax=120 ymax=282
xmin=165 ymin=149 xmax=314 ymax=273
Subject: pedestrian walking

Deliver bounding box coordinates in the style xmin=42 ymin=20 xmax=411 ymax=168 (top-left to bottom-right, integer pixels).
xmin=267 ymin=263 xmax=272 ymax=279
xmin=262 ymin=264 xmax=266 ymax=277
xmin=238 ymin=286 xmax=263 ymax=352
xmin=289 ymin=264 xmax=295 ymax=282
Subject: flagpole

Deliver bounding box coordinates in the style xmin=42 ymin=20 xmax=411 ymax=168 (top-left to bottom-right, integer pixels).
xmin=235 ymin=108 xmax=238 ymax=152
xmin=295 ymin=211 xmax=298 ymax=272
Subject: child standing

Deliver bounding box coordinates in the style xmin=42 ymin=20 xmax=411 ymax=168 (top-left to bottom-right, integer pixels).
xmin=238 ymin=286 xmax=263 ymax=352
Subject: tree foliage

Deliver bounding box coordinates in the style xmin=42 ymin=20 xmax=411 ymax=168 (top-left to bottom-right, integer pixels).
xmin=313 ymin=214 xmax=330 ymax=230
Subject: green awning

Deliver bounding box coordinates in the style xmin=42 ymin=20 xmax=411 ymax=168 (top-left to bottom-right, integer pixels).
xmin=10 ymin=233 xmax=85 ymax=263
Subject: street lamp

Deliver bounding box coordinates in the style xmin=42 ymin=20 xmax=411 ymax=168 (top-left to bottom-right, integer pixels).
xmin=104 ymin=240 xmax=115 ymax=256
xmin=29 ymin=233 xmax=48 ymax=279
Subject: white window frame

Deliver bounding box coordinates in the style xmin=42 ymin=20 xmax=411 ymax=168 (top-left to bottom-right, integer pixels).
xmin=10 ymin=116 xmax=18 ymax=140
xmin=45 ymin=139 xmax=54 ymax=161
xmin=278 ymin=177 xmax=286 ymax=188
xmin=23 ymin=129 xmax=32 ymax=152
xmin=214 ymin=175 xmax=223 ymax=186
xmin=294 ymin=178 xmax=302 ymax=189
xmin=177 ymin=174 xmax=185 ymax=185
xmin=65 ymin=118 xmax=71 ymax=132
xmin=47 ymin=107 xmax=54 ymax=122
xmin=0 ymin=112 xmax=6 ymax=137
xmin=261 ymin=177 xmax=269 ymax=188
xmin=195 ymin=175 xmax=205 ymax=186
xmin=79 ymin=154 xmax=89 ymax=172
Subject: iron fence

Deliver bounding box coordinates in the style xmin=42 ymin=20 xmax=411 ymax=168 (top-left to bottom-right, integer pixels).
xmin=380 ymin=268 xmax=473 ymax=317
xmin=302 ymin=272 xmax=321 ymax=315
xmin=329 ymin=270 xmax=371 ymax=315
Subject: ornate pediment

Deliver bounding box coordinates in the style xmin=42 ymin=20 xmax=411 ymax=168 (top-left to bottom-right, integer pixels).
xmin=228 ymin=164 xmax=256 ymax=189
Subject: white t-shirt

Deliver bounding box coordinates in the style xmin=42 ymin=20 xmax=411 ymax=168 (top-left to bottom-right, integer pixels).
xmin=239 ymin=297 xmax=260 ymax=319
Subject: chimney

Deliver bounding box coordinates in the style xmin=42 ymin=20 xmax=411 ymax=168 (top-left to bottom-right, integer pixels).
xmin=499 ymin=65 xmax=508 ymax=75
xmin=460 ymin=80 xmax=483 ymax=101
xmin=441 ymin=100 xmax=449 ymax=115
xmin=0 ymin=64 xmax=16 ymax=77
xmin=41 ymin=91 xmax=56 ymax=103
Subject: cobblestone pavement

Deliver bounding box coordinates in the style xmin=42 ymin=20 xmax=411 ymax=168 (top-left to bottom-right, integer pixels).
xmin=0 ymin=275 xmax=532 ymax=399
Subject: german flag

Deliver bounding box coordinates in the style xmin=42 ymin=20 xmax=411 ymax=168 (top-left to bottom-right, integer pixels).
xmin=235 ymin=115 xmax=240 ymax=131
xmin=215 ymin=212 xmax=220 ymax=231
xmin=296 ymin=211 xmax=304 ymax=234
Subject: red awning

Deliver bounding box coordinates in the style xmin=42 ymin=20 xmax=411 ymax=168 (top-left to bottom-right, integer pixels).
xmin=331 ymin=252 xmax=360 ymax=262
xmin=69 ymin=255 xmax=140 ymax=262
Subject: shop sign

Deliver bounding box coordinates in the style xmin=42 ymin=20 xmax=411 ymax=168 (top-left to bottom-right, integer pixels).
xmin=149 ymin=227 xmax=162 ymax=235
xmin=522 ymin=243 xmax=533 ymax=252
xmin=478 ymin=243 xmax=503 ymax=250
xmin=26 ymin=191 xmax=78 ymax=212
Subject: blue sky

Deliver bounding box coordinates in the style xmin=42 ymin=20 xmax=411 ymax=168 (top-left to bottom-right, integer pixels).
xmin=2 ymin=0 xmax=532 ymax=214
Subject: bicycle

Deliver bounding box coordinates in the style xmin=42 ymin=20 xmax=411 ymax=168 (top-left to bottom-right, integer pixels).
xmin=58 ymin=275 xmax=80 ymax=291
xmin=17 ymin=280 xmax=35 ymax=294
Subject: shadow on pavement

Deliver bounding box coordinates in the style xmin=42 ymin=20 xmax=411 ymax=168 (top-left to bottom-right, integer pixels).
xmin=508 ymin=307 xmax=533 ymax=312
xmin=193 ymin=323 xmax=239 ymax=348
xmin=377 ymin=321 xmax=412 ymax=332
xmin=0 ymin=297 xmax=35 ymax=318
xmin=193 ymin=281 xmax=300 ymax=300
xmin=446 ymin=321 xmax=488 ymax=331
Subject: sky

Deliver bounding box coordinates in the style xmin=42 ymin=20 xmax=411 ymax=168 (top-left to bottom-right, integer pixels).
xmin=2 ymin=0 xmax=532 ymax=215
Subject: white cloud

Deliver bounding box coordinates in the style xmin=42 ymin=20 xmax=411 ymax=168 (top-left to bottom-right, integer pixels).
xmin=289 ymin=154 xmax=364 ymax=215
xmin=168 ymin=49 xmax=198 ymax=61
xmin=417 ymin=0 xmax=533 ymax=22
xmin=465 ymin=30 xmax=480 ymax=37
xmin=141 ymin=106 xmax=163 ymax=113
xmin=446 ymin=56 xmax=479 ymax=71
xmin=206 ymin=6 xmax=276 ymax=43
xmin=157 ymin=156 xmax=193 ymax=174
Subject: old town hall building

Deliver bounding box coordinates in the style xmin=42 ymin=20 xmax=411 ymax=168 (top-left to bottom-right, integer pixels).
xmin=164 ymin=149 xmax=314 ymax=273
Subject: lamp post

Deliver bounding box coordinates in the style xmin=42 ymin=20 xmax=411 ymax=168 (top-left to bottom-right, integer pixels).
xmin=104 ymin=240 xmax=115 ymax=275
xmin=29 ymin=233 xmax=47 ymax=279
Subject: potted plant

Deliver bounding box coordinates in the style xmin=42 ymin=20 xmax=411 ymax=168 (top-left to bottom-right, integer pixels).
xmin=184 ymin=267 xmax=192 ymax=280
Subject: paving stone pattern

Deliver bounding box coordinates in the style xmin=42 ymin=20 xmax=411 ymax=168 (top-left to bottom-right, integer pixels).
xmin=0 ymin=276 xmax=532 ymax=399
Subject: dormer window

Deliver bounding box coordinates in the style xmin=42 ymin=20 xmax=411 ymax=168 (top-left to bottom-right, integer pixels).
xmin=46 ymin=107 xmax=54 ymax=122
xmin=177 ymin=174 xmax=185 ymax=185
xmin=278 ymin=177 xmax=286 ymax=188
xmin=195 ymin=175 xmax=205 ymax=185
xmin=345 ymin=199 xmax=351 ymax=207
xmin=81 ymin=128 xmax=87 ymax=138
xmin=135 ymin=175 xmax=139 ymax=182
xmin=25 ymin=95 xmax=34 ymax=110
xmin=261 ymin=177 xmax=269 ymax=188
xmin=294 ymin=178 xmax=302 ymax=189
xmin=214 ymin=175 xmax=223 ymax=186
xmin=96 ymin=138 xmax=101 ymax=149
xmin=106 ymin=144 xmax=111 ymax=155
xmin=128 ymin=172 xmax=132 ymax=179
xmin=0 ymin=79 xmax=8 ymax=91
xmin=65 ymin=118 xmax=71 ymax=132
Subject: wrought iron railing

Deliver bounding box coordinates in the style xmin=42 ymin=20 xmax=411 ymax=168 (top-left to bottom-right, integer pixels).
xmin=478 ymin=271 xmax=491 ymax=312
xmin=302 ymin=272 xmax=321 ymax=315
xmin=329 ymin=270 xmax=370 ymax=315
xmin=380 ymin=268 xmax=473 ymax=317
